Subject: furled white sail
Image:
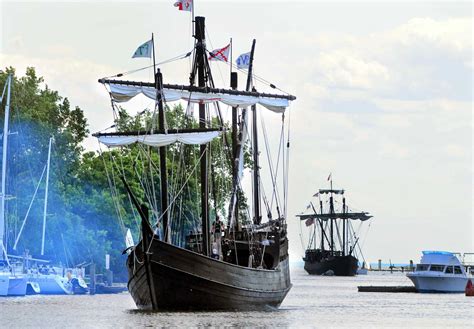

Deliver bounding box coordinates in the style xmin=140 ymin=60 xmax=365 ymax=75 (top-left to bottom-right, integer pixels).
xmin=107 ymin=83 xmax=289 ymax=113
xmin=98 ymin=131 xmax=221 ymax=148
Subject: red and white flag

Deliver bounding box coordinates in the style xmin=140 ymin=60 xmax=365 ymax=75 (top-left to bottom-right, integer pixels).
xmin=208 ymin=44 xmax=230 ymax=62
xmin=174 ymin=0 xmax=192 ymax=12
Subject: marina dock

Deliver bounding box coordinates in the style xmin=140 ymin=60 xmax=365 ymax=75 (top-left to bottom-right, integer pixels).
xmin=358 ymin=285 xmax=418 ymax=293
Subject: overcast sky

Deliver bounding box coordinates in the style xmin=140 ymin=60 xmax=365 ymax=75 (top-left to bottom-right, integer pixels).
xmin=1 ymin=0 xmax=472 ymax=264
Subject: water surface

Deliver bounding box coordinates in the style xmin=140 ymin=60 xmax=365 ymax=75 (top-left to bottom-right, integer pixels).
xmin=1 ymin=268 xmax=472 ymax=328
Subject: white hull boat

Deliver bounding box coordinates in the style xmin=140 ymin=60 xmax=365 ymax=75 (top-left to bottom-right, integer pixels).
xmin=28 ymin=274 xmax=72 ymax=295
xmin=0 ymin=273 xmax=8 ymax=296
xmin=407 ymin=251 xmax=471 ymax=293
xmin=0 ymin=272 xmax=27 ymax=296
xmin=7 ymin=276 xmax=27 ymax=296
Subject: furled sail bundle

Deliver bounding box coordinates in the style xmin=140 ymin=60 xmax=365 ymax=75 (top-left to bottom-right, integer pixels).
xmin=96 ymin=130 xmax=221 ymax=148
xmin=101 ymin=79 xmax=291 ymax=113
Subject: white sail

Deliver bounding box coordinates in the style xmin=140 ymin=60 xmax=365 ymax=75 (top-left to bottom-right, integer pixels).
xmin=107 ymin=83 xmax=290 ymax=113
xmin=98 ymin=131 xmax=221 ymax=148
xmin=125 ymin=229 xmax=134 ymax=249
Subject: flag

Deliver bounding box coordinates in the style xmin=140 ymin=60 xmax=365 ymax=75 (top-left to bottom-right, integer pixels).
xmin=306 ymin=204 xmax=311 ymax=210
xmin=313 ymin=192 xmax=319 ymax=197
xmin=236 ymin=52 xmax=251 ymax=69
xmin=174 ymin=0 xmax=192 ymax=12
xmin=132 ymin=39 xmax=152 ymax=58
xmin=209 ymin=44 xmax=230 ymax=62
xmin=327 ymin=173 xmax=332 ymax=181
xmin=305 ymin=218 xmax=314 ymax=227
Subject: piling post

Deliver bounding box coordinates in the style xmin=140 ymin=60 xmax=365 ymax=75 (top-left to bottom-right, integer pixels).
xmin=378 ymin=259 xmax=382 ymax=271
xmin=105 ymin=254 xmax=112 ymax=286
xmin=90 ymin=263 xmax=96 ymax=295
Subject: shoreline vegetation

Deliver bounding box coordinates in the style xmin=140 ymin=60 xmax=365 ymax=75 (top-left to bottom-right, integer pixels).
xmin=0 ymin=67 xmax=242 ymax=281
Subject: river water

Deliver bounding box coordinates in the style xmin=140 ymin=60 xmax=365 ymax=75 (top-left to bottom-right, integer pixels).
xmin=1 ymin=267 xmax=472 ymax=328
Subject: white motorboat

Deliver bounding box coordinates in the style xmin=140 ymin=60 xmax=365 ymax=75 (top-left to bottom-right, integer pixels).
xmin=407 ymin=251 xmax=470 ymax=293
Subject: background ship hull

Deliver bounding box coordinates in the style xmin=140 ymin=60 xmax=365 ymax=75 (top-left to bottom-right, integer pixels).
xmin=304 ymin=254 xmax=358 ymax=276
xmin=127 ymin=239 xmax=291 ymax=311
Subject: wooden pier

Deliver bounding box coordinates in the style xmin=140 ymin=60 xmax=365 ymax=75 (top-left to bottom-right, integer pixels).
xmin=358 ymin=285 xmax=418 ymax=293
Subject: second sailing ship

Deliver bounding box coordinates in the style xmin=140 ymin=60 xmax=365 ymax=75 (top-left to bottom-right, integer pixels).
xmin=297 ymin=177 xmax=373 ymax=276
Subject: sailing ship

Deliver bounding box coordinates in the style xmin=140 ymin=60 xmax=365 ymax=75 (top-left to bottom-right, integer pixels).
xmin=297 ymin=177 xmax=372 ymax=276
xmin=94 ymin=15 xmax=295 ymax=310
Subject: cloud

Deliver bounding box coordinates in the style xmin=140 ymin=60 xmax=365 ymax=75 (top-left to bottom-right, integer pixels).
xmin=316 ymin=50 xmax=391 ymax=89
xmin=390 ymin=17 xmax=472 ymax=54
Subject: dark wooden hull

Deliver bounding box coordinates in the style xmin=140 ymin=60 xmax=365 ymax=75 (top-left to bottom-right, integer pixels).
xmin=127 ymin=239 xmax=291 ymax=311
xmin=304 ymin=253 xmax=358 ymax=276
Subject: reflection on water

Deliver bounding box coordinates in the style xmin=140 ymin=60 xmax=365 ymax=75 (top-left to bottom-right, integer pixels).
xmin=0 ymin=267 xmax=472 ymax=328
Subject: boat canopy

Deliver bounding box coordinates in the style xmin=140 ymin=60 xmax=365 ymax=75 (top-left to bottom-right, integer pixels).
xmin=105 ymin=82 xmax=291 ymax=113
xmin=422 ymin=251 xmax=454 ymax=256
xmin=297 ymin=212 xmax=372 ymax=221
xmin=96 ymin=130 xmax=221 ymax=148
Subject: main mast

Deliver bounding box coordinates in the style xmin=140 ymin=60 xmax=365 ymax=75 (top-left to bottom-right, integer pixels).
xmin=195 ymin=16 xmax=210 ymax=256
xmin=155 ymin=68 xmax=170 ymax=243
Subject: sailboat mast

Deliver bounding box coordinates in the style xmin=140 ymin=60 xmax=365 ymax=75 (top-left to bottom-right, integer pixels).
xmin=195 ymin=16 xmax=210 ymax=256
xmin=155 ymin=69 xmax=170 ymax=243
xmin=0 ymin=74 xmax=12 ymax=259
xmin=41 ymin=136 xmax=52 ymax=255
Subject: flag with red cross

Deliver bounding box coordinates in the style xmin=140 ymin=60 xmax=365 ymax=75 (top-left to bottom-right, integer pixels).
xmin=208 ymin=44 xmax=231 ymax=62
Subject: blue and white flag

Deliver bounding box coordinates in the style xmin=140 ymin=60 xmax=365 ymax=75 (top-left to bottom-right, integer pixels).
xmin=132 ymin=39 xmax=152 ymax=58
xmin=236 ymin=52 xmax=251 ymax=69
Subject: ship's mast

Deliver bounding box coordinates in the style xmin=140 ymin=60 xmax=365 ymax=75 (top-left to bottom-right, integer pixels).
xmin=195 ymin=16 xmax=210 ymax=256
xmin=244 ymin=40 xmax=261 ymax=225
xmin=342 ymin=196 xmax=346 ymax=255
xmin=319 ymin=200 xmax=324 ymax=251
xmin=0 ymin=74 xmax=12 ymax=260
xmin=230 ymin=71 xmax=238 ymax=227
xmin=155 ymin=68 xmax=170 ymax=243
xmin=329 ymin=180 xmax=334 ymax=253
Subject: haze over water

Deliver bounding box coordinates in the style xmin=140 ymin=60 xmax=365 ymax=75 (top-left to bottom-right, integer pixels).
xmin=1 ymin=268 xmax=472 ymax=328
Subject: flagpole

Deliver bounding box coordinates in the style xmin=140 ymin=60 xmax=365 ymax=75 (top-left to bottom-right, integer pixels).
xmin=229 ymin=37 xmax=233 ymax=82
xmin=152 ymin=33 xmax=157 ymax=74
xmin=191 ymin=0 xmax=195 ymax=36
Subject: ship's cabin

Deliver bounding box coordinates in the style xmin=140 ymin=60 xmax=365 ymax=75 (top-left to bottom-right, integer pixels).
xmin=415 ymin=264 xmax=464 ymax=274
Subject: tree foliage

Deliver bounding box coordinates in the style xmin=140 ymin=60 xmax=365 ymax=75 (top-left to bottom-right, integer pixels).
xmin=0 ymin=67 xmax=249 ymax=279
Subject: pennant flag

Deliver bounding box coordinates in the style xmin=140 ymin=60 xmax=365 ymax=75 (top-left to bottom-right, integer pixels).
xmin=313 ymin=192 xmax=319 ymax=197
xmin=236 ymin=52 xmax=251 ymax=69
xmin=132 ymin=39 xmax=153 ymax=58
xmin=174 ymin=0 xmax=193 ymax=12
xmin=306 ymin=204 xmax=311 ymax=210
xmin=209 ymin=44 xmax=230 ymax=62
xmin=305 ymin=218 xmax=314 ymax=227
xmin=327 ymin=173 xmax=332 ymax=181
